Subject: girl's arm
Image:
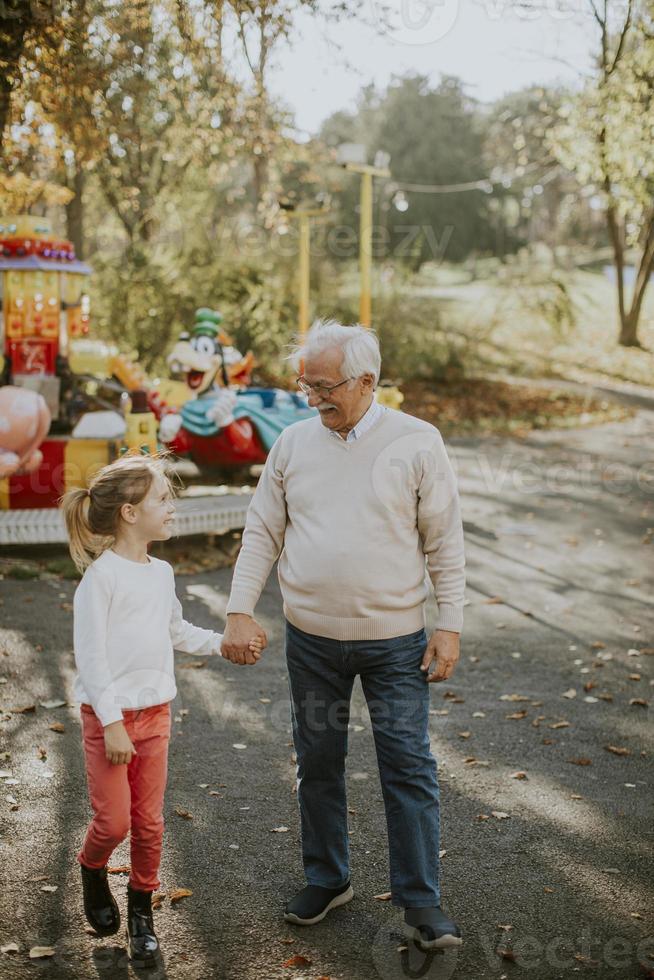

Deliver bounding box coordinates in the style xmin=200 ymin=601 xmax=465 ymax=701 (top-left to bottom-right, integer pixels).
xmin=73 ymin=565 xmax=125 ymax=727
xmin=169 ymin=588 xmax=223 ymax=656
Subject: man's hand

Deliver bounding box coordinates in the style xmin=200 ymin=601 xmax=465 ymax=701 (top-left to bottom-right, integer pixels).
xmin=420 ymin=629 xmax=460 ymax=683
xmin=221 ymin=613 xmax=267 ymax=665
xmin=104 ymin=720 xmax=137 ymax=765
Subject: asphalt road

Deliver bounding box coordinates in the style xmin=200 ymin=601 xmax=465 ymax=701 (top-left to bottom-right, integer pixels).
xmin=1 ymin=410 xmax=653 ymax=980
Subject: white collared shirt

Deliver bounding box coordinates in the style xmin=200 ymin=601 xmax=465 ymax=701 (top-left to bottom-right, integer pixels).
xmin=329 ymin=396 xmax=387 ymax=442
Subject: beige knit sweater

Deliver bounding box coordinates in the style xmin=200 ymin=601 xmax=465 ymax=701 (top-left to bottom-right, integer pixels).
xmin=226 ymin=408 xmax=466 ymax=640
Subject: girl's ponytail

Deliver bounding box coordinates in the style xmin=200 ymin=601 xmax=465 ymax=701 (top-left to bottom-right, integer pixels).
xmin=60 ymin=486 xmax=105 ymax=573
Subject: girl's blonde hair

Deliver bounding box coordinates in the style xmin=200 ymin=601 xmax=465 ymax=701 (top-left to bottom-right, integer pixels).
xmin=59 ymin=452 xmax=175 ymax=573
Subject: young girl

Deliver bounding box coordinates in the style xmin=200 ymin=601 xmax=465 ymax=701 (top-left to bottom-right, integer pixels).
xmin=61 ymin=452 xmax=264 ymax=968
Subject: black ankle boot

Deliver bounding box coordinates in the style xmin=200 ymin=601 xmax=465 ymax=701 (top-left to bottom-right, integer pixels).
xmin=80 ymin=864 xmax=120 ymax=936
xmin=127 ymin=884 xmax=159 ymax=968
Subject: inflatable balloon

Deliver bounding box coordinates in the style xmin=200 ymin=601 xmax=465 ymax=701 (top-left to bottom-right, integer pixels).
xmin=0 ymin=386 xmax=51 ymax=478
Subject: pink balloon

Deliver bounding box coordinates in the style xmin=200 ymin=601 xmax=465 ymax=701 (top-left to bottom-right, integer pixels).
xmin=0 ymin=386 xmax=51 ymax=478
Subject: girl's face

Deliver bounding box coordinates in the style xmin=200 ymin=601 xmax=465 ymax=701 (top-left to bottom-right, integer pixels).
xmin=128 ymin=472 xmax=176 ymax=541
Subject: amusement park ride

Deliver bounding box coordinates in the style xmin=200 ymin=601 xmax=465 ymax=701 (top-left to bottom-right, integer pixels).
xmin=0 ymin=215 xmax=315 ymax=543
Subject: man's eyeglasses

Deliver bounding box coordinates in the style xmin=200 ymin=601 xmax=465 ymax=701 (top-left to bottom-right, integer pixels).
xmin=296 ymin=376 xmax=354 ymax=398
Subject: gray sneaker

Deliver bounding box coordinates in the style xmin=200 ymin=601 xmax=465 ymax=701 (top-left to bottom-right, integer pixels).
xmin=284 ymin=881 xmax=354 ymax=925
xmin=403 ymin=906 xmax=463 ymax=949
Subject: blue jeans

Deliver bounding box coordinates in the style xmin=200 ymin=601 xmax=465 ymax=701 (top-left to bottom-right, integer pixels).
xmin=285 ymin=619 xmax=440 ymax=908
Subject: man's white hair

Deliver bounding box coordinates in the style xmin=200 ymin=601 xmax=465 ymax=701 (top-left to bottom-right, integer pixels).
xmin=286 ymin=318 xmax=381 ymax=386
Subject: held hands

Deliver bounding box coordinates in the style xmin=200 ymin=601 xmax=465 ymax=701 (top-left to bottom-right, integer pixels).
xmin=221 ymin=613 xmax=267 ymax=666
xmin=420 ymin=629 xmax=460 ymax=683
xmin=104 ymin=720 xmax=137 ymax=765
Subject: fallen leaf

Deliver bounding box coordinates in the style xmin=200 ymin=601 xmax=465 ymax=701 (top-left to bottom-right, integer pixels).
xmin=562 ymin=689 xmax=577 ymax=699
xmin=10 ymin=705 xmax=35 ymax=714
xmin=374 ymin=891 xmax=392 ymax=901
xmin=1 ymin=943 xmax=19 ymax=954
xmin=40 ymin=885 xmax=58 ymax=893
xmin=505 ymin=710 xmax=528 ymax=720
xmin=169 ymin=888 xmax=193 ymax=903
xmin=491 ymin=811 xmax=510 ymax=819
xmin=232 ymin=743 xmax=247 ymax=750
xmin=29 ymin=947 xmax=55 ymax=959
xmin=549 ymin=721 xmax=570 ymax=729
xmin=568 ymin=757 xmax=593 ymax=766
xmin=457 ymin=731 xmax=471 ymax=738
xmin=282 ymin=954 xmax=312 ymax=968
xmin=271 ymin=826 xmax=289 ymax=833
xmin=48 ymin=722 xmax=65 ymax=733
xmin=107 ymin=865 xmax=130 ymax=874
xmin=39 ymin=700 xmax=66 ymax=709
xmin=630 ymin=698 xmax=648 ymax=707
xmin=605 ymin=745 xmax=631 ymax=756
xmin=151 ymin=892 xmax=165 ymax=909
xmin=175 ymin=807 xmax=193 ymax=820
xmin=510 ymin=771 xmax=528 ymax=780
xmin=498 ymin=694 xmax=530 ymax=702
xmin=543 ymin=887 xmax=555 ymax=893
xmin=37 ymin=747 xmax=47 ymax=760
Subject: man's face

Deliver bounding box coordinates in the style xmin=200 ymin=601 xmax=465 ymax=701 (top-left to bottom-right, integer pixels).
xmin=303 ymin=346 xmax=375 ymax=433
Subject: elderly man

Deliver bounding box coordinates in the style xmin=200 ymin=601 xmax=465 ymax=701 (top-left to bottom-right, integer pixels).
xmin=222 ymin=319 xmax=465 ymax=950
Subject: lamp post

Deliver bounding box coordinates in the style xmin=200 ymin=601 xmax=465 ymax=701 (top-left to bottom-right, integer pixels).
xmin=281 ymin=202 xmax=329 ymax=358
xmin=337 ymin=145 xmax=391 ymax=327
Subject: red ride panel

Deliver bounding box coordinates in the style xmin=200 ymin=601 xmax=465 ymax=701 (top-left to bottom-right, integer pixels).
xmin=183 ymin=418 xmax=267 ymax=470
xmin=8 ymin=438 xmax=66 ymax=508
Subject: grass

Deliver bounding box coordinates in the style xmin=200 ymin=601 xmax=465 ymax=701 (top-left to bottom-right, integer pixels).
xmin=400 ymin=263 xmax=654 ymax=389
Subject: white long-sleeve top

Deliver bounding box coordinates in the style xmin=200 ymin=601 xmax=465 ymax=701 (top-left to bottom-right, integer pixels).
xmin=73 ymin=548 xmax=223 ymax=726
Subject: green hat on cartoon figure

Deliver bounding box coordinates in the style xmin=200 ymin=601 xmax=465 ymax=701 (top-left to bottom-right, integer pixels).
xmin=193 ymin=308 xmax=223 ymax=339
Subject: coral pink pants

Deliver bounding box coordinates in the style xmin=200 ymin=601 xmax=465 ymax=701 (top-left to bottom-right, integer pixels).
xmin=77 ymin=701 xmax=171 ymax=892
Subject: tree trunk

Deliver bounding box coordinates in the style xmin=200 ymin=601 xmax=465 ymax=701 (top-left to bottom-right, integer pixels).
xmin=65 ymin=165 xmax=85 ymax=258
xmin=617 ymin=212 xmax=654 ymax=347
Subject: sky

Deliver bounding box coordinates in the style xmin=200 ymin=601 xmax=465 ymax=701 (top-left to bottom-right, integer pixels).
xmin=265 ymin=0 xmax=596 ymax=135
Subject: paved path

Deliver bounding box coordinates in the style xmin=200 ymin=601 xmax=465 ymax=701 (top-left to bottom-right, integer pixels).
xmin=1 ymin=411 xmax=653 ymax=980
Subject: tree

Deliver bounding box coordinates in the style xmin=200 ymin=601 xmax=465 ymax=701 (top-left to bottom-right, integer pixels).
xmin=0 ymin=0 xmax=56 ymax=151
xmin=549 ymin=0 xmax=654 ymax=347
xmin=320 ymin=73 xmax=495 ymax=267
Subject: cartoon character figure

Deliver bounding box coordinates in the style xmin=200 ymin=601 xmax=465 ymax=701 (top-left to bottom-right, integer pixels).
xmin=159 ymin=307 xmax=314 ymax=476
xmin=0 ymin=386 xmax=51 ymax=478
xmin=166 ymin=308 xmax=253 ymax=395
